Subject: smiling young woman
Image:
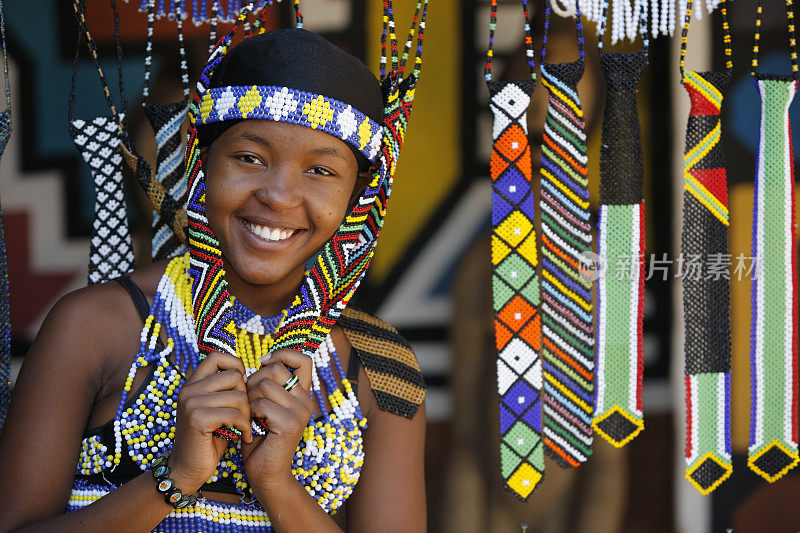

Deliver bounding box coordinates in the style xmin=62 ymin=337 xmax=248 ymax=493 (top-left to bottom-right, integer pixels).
xmin=0 ymin=27 xmax=426 ymax=533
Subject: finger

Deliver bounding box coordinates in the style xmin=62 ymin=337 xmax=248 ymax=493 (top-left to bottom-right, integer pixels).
xmin=247 ymin=377 xmax=307 ymax=412
xmin=188 ymin=407 xmax=253 ymax=442
xmin=258 ymin=349 xmax=312 ymax=392
xmin=182 ymin=368 xmax=246 ymax=396
xmin=183 ymin=390 xmax=251 ymax=414
xmin=249 ymin=398 xmax=294 ymax=430
xmin=189 ymin=351 xmax=246 ymax=382
xmin=246 ymin=361 xmax=293 ymax=389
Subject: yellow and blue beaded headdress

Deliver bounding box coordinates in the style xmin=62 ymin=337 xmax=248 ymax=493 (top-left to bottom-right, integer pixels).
xmin=186 ymin=3 xmax=428 ymax=438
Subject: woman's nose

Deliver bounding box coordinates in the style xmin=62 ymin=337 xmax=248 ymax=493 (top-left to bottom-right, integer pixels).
xmin=254 ymin=167 xmax=302 ymax=210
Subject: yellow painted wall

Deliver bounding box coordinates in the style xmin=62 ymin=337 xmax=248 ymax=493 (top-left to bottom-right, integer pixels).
xmin=365 ymin=0 xmax=461 ymax=282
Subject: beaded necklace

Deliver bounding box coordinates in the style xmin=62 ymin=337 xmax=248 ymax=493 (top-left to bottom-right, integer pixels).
xmin=538 ymin=0 xmax=595 ymax=469
xmin=143 ymin=0 xmax=191 ymax=261
xmin=485 ymin=0 xmax=543 ymax=502
xmin=185 ymin=1 xmax=428 ymax=441
xmin=0 ymin=0 xmax=10 ymax=430
xmin=747 ymin=0 xmax=800 ymax=484
xmin=678 ymin=0 xmax=733 ymax=495
xmin=69 ymin=0 xmax=135 ymax=284
xmin=80 ymin=254 xmax=366 ymax=515
xmin=592 ymin=0 xmax=648 ymax=449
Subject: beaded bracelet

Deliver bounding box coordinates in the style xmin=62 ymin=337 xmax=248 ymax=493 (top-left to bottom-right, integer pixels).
xmin=151 ymin=452 xmax=198 ymax=509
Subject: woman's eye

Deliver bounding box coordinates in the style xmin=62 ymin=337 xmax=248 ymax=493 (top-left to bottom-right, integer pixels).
xmin=308 ymin=166 xmax=334 ymax=176
xmin=235 ymin=154 xmax=264 ymax=166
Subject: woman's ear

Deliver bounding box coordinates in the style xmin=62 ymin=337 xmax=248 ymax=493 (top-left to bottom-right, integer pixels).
xmin=349 ymin=170 xmax=373 ymax=208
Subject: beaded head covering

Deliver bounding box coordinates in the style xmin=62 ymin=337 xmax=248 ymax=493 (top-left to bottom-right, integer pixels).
xmin=186 ymin=2 xmax=427 ymax=438
xmin=0 ymin=0 xmax=11 ymax=430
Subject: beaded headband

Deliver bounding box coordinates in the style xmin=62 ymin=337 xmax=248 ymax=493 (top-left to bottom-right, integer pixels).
xmin=186 ymin=1 xmax=427 ymax=438
xmin=197 ymin=86 xmax=384 ymax=163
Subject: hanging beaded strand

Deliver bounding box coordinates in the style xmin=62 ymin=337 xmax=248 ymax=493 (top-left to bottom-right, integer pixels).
xmin=486 ymin=0 xmax=543 ymax=501
xmin=747 ymin=0 xmax=800 ymax=484
xmin=678 ymin=0 xmax=734 ymax=495
xmin=592 ymin=0 xmax=649 ymax=449
xmin=537 ymin=0 xmax=596 ymax=468
xmin=0 ymin=0 xmax=10 ymax=430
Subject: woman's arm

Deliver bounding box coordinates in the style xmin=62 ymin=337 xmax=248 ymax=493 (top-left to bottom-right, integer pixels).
xmin=0 ymin=288 xmax=252 ymax=532
xmin=346 ymin=396 xmax=427 ymax=532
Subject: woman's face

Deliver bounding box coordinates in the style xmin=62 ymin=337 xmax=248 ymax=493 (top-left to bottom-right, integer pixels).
xmin=204 ymin=119 xmax=363 ymax=287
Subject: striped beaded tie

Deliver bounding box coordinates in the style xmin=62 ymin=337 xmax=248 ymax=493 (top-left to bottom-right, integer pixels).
xmin=679 ymin=0 xmax=734 ymax=495
xmin=486 ymin=0 xmax=544 ymax=501
xmin=142 ymin=0 xmax=190 ymax=261
xmin=68 ymin=4 xmax=134 ymax=284
xmin=593 ymin=0 xmax=649 ymax=448
xmin=0 ymin=0 xmax=11 ymax=430
xmin=747 ymin=0 xmax=800 ymax=484
xmin=538 ymin=1 xmax=594 ymax=468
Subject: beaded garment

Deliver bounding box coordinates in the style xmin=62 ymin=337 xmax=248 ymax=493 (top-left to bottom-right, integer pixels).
xmin=67 ymin=255 xmax=368 ymax=530
xmin=485 ymin=0 xmax=544 ymax=501
xmin=592 ymin=0 xmax=648 ymax=449
xmin=127 ymin=0 xmax=275 ymax=24
xmin=142 ymin=0 xmax=191 ymax=261
xmin=68 ymin=5 xmax=135 ymax=285
xmin=185 ymin=2 xmax=428 ymax=440
xmin=0 ymin=0 xmax=11 ymax=430
xmin=538 ymin=2 xmax=595 ymax=469
xmin=747 ymin=0 xmax=800 ymax=484
xmin=679 ymin=0 xmax=733 ymax=495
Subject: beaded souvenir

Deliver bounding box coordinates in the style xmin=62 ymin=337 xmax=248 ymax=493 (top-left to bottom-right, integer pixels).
xmin=569 ymin=0 xmax=722 ymax=42
xmin=185 ymin=1 xmax=428 ymax=439
xmin=747 ymin=0 xmax=800 ymax=484
xmin=0 ymin=0 xmax=11 ymax=430
xmin=68 ymin=254 xmax=368 ymax=529
xmin=69 ymin=2 xmax=135 ymax=284
xmin=592 ymin=0 xmax=648 ymax=448
xmin=142 ymin=0 xmax=191 ymax=261
xmin=126 ymin=0 xmax=275 ymax=24
xmin=538 ymin=1 xmax=595 ymax=468
xmin=72 ymin=0 xmax=188 ymax=261
xmin=678 ymin=0 xmax=733 ymax=495
xmin=485 ymin=0 xmax=543 ymax=501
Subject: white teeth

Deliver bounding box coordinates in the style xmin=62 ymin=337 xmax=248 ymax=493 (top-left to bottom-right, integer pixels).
xmin=244 ymin=220 xmax=295 ymax=242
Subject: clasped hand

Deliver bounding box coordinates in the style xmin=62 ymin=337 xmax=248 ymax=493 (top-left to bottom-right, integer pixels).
xmin=169 ymin=349 xmax=316 ymax=494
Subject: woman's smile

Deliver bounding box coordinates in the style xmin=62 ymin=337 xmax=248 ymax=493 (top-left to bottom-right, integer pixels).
xmin=239 ymin=216 xmax=307 ymax=250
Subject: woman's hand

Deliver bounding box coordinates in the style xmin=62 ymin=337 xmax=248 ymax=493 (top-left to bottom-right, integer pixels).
xmin=170 ymin=351 xmax=253 ymax=493
xmin=241 ymin=349 xmax=315 ymax=490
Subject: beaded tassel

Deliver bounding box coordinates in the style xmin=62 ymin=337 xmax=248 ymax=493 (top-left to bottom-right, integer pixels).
xmin=539 ymin=1 xmax=595 ymax=468
xmin=486 ymin=0 xmax=543 ymax=501
xmin=679 ymin=0 xmax=733 ymax=495
xmin=593 ymin=0 xmax=648 ymax=449
xmin=0 ymin=0 xmax=12 ymax=430
xmin=747 ymin=0 xmax=800 ymax=484
xmin=143 ymin=0 xmax=191 ymax=261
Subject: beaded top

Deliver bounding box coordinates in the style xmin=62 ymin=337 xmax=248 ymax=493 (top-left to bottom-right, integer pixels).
xmin=68 ymin=255 xmax=367 ymax=529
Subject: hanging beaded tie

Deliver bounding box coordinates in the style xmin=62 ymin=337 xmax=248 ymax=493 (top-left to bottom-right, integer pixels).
xmin=592 ymin=0 xmax=648 ymax=448
xmin=185 ymin=0 xmax=428 ymax=439
xmin=747 ymin=0 xmax=800 ymax=484
xmin=538 ymin=0 xmax=595 ymax=468
xmin=486 ymin=0 xmax=544 ymax=501
xmin=678 ymin=0 xmax=733 ymax=495
xmin=142 ymin=0 xmax=191 ymax=261
xmin=69 ymin=1 xmax=135 ymax=284
xmin=0 ymin=0 xmax=11 ymax=430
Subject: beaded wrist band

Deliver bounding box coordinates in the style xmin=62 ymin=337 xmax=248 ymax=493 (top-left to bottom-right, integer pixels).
xmin=151 ymin=452 xmax=198 ymax=509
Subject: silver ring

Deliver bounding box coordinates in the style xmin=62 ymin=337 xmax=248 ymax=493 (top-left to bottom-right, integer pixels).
xmin=282 ymin=374 xmax=300 ymax=392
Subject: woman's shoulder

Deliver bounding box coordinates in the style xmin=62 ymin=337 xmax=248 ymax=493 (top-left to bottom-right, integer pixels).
xmin=337 ymin=308 xmax=426 ymax=420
